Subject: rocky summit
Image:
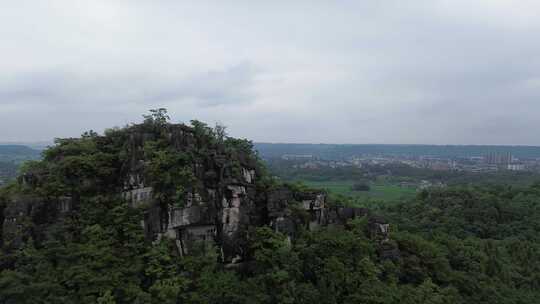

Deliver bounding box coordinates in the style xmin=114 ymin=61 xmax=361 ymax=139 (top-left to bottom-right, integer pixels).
xmin=1 ymin=111 xmax=395 ymax=266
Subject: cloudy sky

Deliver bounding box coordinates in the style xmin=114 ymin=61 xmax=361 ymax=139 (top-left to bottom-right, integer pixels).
xmin=1 ymin=1 xmax=540 ymax=145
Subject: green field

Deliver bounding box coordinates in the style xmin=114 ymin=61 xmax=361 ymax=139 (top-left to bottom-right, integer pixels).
xmin=301 ymin=180 xmax=417 ymax=202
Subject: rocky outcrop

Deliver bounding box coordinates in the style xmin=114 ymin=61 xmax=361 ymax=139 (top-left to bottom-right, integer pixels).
xmin=325 ymin=207 xmax=370 ymax=225
xmin=0 ymin=121 xmax=398 ymax=264
xmin=111 ymin=124 xmax=263 ymax=262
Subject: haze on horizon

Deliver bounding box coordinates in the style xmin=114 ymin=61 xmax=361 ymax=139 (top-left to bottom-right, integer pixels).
xmin=1 ymin=1 xmax=540 ymax=145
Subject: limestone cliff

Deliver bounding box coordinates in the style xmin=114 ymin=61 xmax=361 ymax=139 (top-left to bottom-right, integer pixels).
xmin=0 ymin=116 xmax=397 ymax=264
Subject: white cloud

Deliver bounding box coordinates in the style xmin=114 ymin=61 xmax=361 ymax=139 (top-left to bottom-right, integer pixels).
xmin=1 ymin=0 xmax=539 ymax=144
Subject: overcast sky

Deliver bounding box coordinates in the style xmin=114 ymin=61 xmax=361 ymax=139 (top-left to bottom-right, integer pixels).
xmin=1 ymin=1 xmax=540 ymax=145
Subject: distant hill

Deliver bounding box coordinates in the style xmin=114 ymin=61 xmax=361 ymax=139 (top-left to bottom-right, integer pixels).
xmin=254 ymin=143 xmax=540 ymax=160
xmin=0 ymin=144 xmax=41 ymax=163
xmin=0 ymin=141 xmax=51 ymax=151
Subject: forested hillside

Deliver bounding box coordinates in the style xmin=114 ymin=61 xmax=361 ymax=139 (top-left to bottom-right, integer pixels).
xmin=1 ymin=112 xmax=539 ymax=303
xmin=0 ymin=162 xmax=18 ymax=186
xmin=0 ymin=145 xmax=41 ymax=185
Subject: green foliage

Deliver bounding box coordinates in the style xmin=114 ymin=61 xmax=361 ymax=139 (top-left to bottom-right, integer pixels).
xmin=143 ymin=108 xmax=171 ymax=126
xmin=4 ymin=183 xmax=540 ymax=303
xmin=191 ymin=120 xmax=216 ymax=148
xmin=214 ymin=123 xmax=227 ymax=143
xmin=375 ymin=185 xmax=540 ymax=302
xmin=0 ymin=161 xmax=18 ymax=185
xmin=3 ymin=112 xmax=540 ymax=303
xmin=0 ymin=202 xmax=150 ymax=303
xmin=0 ymin=144 xmax=41 ymax=165
xmin=352 ymin=182 xmax=370 ymax=191
xmin=144 ymin=140 xmax=196 ymax=206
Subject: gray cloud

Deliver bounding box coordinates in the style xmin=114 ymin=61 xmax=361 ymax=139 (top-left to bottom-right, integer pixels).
xmin=1 ymin=0 xmax=540 ymax=144
xmin=149 ymin=63 xmax=257 ymax=107
xmin=0 ymin=63 xmax=257 ymax=108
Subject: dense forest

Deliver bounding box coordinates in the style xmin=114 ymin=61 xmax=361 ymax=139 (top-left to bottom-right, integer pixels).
xmin=1 ymin=112 xmax=539 ymax=303
xmin=0 ymin=145 xmax=41 ymax=185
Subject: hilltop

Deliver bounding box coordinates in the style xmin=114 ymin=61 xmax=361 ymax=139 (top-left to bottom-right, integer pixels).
xmin=1 ymin=110 xmax=539 ymax=303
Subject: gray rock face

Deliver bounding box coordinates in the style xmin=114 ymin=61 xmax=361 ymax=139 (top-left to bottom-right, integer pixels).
xmin=326 ymin=207 xmax=370 ymax=225
xmin=368 ymin=215 xmax=390 ymax=241
xmin=123 ymin=186 xmax=153 ymax=208
xmin=2 ymin=196 xmax=34 ymax=249
xmin=0 ymin=123 xmax=398 ymax=263
xmin=242 ymin=168 xmax=255 ymax=184
xmin=2 ymin=195 xmax=71 ymax=249
xmin=110 ymin=124 xmax=262 ymax=262
xmin=266 ymin=187 xmax=293 ymax=218
xmin=177 ymin=225 xmax=216 ymax=256
xmin=169 ymin=205 xmax=209 ymax=228
xmin=378 ymin=241 xmax=400 ymax=260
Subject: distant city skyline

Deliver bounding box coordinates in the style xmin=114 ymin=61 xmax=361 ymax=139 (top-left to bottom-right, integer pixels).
xmin=1 ymin=1 xmax=540 ymax=145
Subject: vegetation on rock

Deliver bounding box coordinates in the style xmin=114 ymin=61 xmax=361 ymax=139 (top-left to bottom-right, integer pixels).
xmin=1 ymin=111 xmax=539 ymax=303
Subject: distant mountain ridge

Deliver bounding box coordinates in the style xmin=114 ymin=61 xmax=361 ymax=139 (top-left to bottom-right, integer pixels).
xmin=0 ymin=144 xmax=41 ymax=163
xmin=0 ymin=141 xmax=51 ymax=151
xmin=0 ymin=144 xmax=41 ymax=154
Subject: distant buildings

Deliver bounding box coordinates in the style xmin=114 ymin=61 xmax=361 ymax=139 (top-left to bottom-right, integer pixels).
xmin=418 ymin=180 xmax=447 ymax=190
xmin=485 ymin=152 xmax=512 ymax=165
xmin=507 ymin=163 xmax=526 ymax=171
xmin=278 ymin=151 xmax=540 ymax=174
xmin=293 ymin=160 xmax=351 ymax=169
xmin=281 ymin=154 xmax=314 ymax=161
xmin=295 ymin=161 xmax=320 ymax=169
xmin=426 ymin=161 xmax=452 ymax=171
